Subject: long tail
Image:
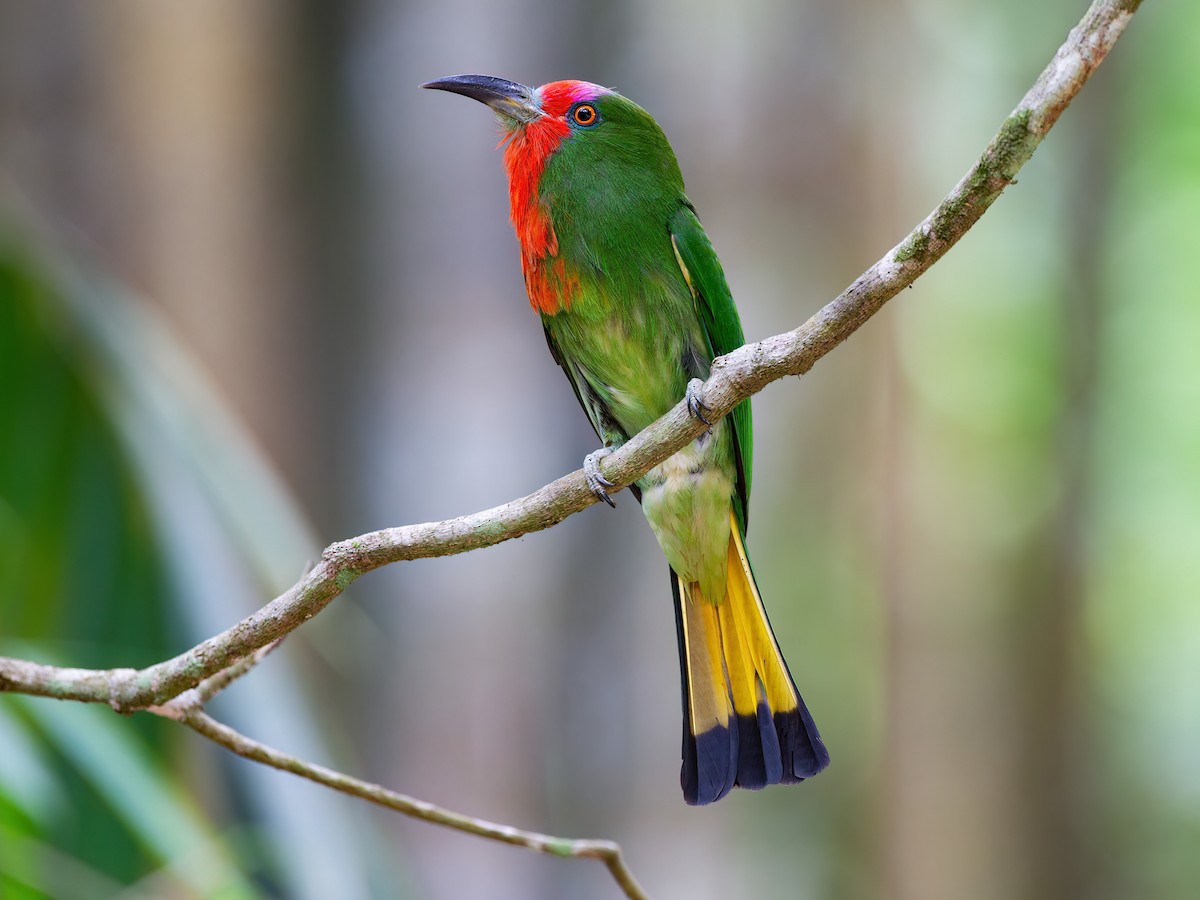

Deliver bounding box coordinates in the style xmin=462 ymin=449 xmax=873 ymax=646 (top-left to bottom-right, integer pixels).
xmin=673 ymin=512 xmax=830 ymax=805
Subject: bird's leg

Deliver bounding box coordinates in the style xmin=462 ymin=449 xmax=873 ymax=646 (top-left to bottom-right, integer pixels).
xmin=584 ymin=447 xmax=617 ymax=508
xmin=685 ymin=378 xmax=712 ymax=429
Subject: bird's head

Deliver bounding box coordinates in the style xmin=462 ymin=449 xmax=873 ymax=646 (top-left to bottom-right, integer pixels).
xmin=421 ymin=74 xmax=676 ymax=186
xmin=422 ymin=74 xmax=610 ymax=149
xmin=422 ymin=74 xmax=682 ymax=313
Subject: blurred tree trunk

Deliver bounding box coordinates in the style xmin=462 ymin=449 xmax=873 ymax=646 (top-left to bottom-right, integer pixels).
xmin=347 ymin=2 xmax=624 ymax=896
xmin=1020 ymin=65 xmax=1116 ymax=900
xmin=95 ymin=1 xmax=334 ymax=505
xmin=879 ymin=23 xmax=1118 ymax=900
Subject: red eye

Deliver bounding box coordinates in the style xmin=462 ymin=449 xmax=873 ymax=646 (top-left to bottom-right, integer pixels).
xmin=572 ymin=103 xmax=597 ymax=126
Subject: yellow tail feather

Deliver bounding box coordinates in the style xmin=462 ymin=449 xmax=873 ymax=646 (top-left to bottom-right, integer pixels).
xmin=726 ymin=519 xmax=803 ymax=718
xmin=675 ymin=512 xmax=830 ymax=805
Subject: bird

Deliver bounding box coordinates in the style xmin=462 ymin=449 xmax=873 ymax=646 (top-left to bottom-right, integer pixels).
xmin=422 ymin=74 xmax=829 ymax=805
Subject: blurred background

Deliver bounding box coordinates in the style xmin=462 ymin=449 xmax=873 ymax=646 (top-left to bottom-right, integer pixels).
xmin=0 ymin=0 xmax=1194 ymax=898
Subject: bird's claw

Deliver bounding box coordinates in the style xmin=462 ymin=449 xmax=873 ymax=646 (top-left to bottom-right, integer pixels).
xmin=686 ymin=379 xmax=712 ymax=429
xmin=584 ymin=447 xmax=616 ymax=508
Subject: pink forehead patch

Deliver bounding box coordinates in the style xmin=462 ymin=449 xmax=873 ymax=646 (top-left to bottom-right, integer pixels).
xmin=537 ymin=80 xmax=609 ymax=118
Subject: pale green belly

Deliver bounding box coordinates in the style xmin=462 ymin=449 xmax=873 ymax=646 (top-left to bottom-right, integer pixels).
xmin=546 ymin=284 xmax=737 ymax=602
xmin=639 ymin=422 xmax=735 ymax=604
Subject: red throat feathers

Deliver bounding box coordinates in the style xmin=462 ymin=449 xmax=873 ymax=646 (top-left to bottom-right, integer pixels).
xmin=502 ymin=81 xmax=606 ymax=315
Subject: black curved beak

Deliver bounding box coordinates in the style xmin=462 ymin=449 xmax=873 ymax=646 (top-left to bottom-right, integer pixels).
xmin=421 ymin=74 xmax=541 ymax=124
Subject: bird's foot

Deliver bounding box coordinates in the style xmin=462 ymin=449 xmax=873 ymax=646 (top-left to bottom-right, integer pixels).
xmin=686 ymin=378 xmax=712 ymax=429
xmin=584 ymin=447 xmax=616 ymax=508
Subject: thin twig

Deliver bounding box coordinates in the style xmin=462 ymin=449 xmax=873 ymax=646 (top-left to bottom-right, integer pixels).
xmin=147 ymin=637 xmax=286 ymax=720
xmin=159 ymin=707 xmax=649 ymax=900
xmin=148 ymin=650 xmax=649 ymax=896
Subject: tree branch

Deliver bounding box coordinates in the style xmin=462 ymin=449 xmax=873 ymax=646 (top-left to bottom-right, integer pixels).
xmin=142 ymin=656 xmax=649 ymax=899
xmin=0 ymin=0 xmax=1141 ymax=711
xmin=179 ymin=709 xmax=648 ymax=898
xmin=0 ymin=1 xmax=1141 ymax=897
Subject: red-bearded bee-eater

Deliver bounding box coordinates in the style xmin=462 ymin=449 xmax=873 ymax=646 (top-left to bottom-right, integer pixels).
xmin=423 ymin=74 xmax=830 ymax=805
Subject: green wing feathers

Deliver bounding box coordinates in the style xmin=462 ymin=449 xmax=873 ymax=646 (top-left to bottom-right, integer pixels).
xmin=669 ymin=204 xmax=754 ymax=534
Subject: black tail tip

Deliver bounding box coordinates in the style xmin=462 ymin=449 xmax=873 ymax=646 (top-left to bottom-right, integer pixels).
xmin=682 ymin=704 xmax=829 ymax=806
